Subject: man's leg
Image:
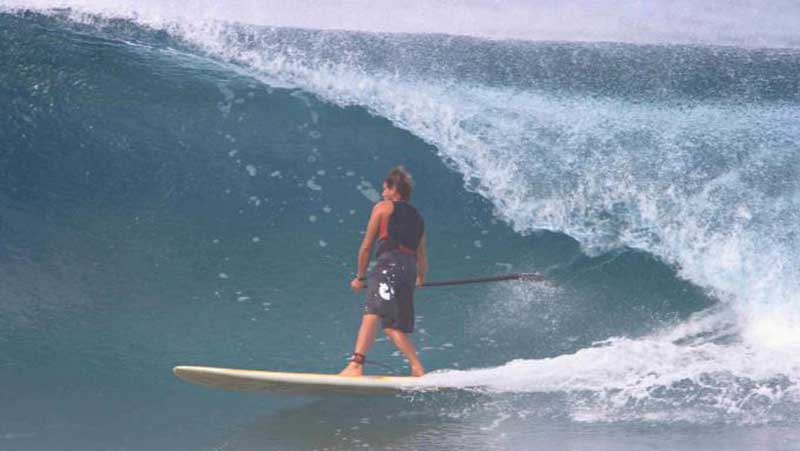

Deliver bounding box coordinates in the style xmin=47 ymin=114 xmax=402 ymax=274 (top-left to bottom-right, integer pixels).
xmin=339 ymin=314 xmax=380 ymax=376
xmin=384 ymin=328 xmax=425 ymax=377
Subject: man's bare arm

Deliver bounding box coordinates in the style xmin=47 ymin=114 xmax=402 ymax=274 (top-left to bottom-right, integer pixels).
xmin=356 ymin=202 xmax=387 ymax=279
xmin=416 ymin=233 xmax=427 ymax=286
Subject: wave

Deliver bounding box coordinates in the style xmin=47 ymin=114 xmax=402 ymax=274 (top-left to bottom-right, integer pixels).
xmin=424 ymin=307 xmax=800 ymax=423
xmin=2 ymin=5 xmax=800 ymax=424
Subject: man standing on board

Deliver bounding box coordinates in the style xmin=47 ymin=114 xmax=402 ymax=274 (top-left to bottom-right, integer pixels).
xmin=340 ymin=166 xmax=427 ymax=377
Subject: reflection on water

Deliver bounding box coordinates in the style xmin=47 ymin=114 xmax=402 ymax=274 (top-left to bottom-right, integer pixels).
xmin=220 ymin=392 xmax=800 ymax=451
xmin=221 ymin=392 xmax=508 ymax=450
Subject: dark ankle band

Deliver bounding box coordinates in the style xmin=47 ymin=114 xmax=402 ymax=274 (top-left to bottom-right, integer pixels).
xmin=351 ymin=352 xmax=366 ymax=365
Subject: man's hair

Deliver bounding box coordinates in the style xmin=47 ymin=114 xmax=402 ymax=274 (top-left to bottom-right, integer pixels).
xmin=384 ymin=166 xmax=413 ymax=200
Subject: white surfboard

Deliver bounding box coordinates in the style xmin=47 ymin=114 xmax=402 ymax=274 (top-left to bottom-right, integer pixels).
xmin=173 ymin=365 xmax=433 ymax=395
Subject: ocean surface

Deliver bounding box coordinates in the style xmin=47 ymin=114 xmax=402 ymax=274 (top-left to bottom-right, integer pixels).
xmin=1 ymin=2 xmax=800 ymax=450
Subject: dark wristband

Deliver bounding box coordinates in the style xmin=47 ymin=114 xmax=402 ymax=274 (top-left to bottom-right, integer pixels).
xmin=357 ymin=276 xmax=367 ymax=282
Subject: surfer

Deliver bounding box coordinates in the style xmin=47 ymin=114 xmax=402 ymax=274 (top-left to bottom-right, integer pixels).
xmin=340 ymin=166 xmax=427 ymax=377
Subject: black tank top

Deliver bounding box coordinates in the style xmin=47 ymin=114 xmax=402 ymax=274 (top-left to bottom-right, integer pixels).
xmin=378 ymin=201 xmax=424 ymax=256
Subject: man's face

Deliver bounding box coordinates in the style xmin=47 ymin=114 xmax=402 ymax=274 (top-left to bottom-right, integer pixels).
xmin=382 ymin=182 xmax=397 ymax=200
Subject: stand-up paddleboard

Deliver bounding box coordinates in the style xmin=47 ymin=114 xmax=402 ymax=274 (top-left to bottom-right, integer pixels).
xmin=173 ymin=365 xmax=432 ymax=395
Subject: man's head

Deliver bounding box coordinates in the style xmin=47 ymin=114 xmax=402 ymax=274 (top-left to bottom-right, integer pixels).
xmin=383 ymin=166 xmax=413 ymax=201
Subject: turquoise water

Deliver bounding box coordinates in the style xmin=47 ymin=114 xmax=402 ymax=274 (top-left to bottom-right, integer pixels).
xmin=1 ymin=4 xmax=800 ymax=450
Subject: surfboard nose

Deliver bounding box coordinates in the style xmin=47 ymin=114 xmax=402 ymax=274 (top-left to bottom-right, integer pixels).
xmin=173 ymin=365 xmax=204 ymax=381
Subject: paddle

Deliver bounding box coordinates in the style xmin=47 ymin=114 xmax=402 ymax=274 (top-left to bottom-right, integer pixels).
xmin=420 ymin=272 xmax=545 ymax=288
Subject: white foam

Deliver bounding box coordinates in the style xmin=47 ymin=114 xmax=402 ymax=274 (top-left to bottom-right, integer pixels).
xmin=1 ymin=432 xmax=37 ymax=440
xmin=306 ymin=178 xmax=322 ymax=191
xmin=423 ymin=320 xmax=800 ymax=422
xmin=356 ymin=181 xmax=380 ymax=202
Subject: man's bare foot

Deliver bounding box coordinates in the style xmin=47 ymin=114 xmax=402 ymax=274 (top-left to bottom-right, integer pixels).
xmin=410 ymin=365 xmax=425 ymax=377
xmin=338 ymin=361 xmax=363 ymax=377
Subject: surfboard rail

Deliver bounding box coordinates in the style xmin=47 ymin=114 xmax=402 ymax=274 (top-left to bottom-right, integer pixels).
xmin=173 ymin=365 xmax=431 ymax=395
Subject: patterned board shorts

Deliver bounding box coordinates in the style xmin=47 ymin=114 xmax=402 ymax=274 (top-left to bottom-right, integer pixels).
xmin=364 ymin=251 xmax=418 ymax=333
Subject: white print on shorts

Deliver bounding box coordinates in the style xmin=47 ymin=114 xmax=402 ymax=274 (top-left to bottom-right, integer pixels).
xmin=378 ymin=282 xmax=394 ymax=301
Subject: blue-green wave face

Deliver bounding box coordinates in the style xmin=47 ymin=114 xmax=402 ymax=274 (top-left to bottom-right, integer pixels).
xmin=2 ymin=2 xmax=800 ymax=448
